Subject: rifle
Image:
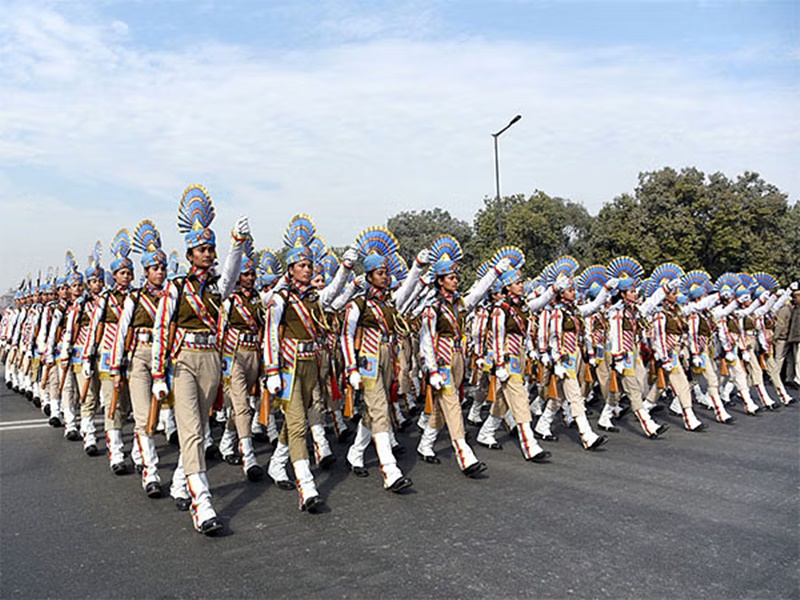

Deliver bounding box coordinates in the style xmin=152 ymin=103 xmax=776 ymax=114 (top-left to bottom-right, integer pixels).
xmin=343 ymin=383 xmax=354 ymax=418
xmin=487 ymin=371 xmax=497 ymax=402
xmin=469 ymin=353 xmax=478 ymax=386
xmin=109 ymin=377 xmax=125 ymax=420
xmin=147 ymin=319 xmax=178 ymax=430
xmin=609 ymin=368 xmax=619 ymax=394
xmin=423 ymin=379 xmax=433 ymax=415
xmin=78 ymin=367 xmax=92 ymax=404
xmin=258 ymin=385 xmax=271 ymax=427
xmin=547 ymin=373 xmax=559 ymax=400
xmin=145 ymin=394 xmax=160 ymax=436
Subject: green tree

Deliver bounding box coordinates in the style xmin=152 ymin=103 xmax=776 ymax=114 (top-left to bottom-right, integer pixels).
xmin=471 ymin=191 xmax=594 ymax=277
xmin=386 ymin=208 xmax=474 ymax=269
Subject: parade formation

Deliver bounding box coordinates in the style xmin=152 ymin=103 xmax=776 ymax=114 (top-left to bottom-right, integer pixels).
xmin=1 ymin=184 xmax=798 ymax=537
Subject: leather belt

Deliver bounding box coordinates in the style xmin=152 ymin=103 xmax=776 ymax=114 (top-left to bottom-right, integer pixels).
xmin=184 ymin=331 xmax=215 ymax=345
xmin=238 ymin=332 xmax=258 ymax=344
xmin=296 ymin=341 xmax=317 ymax=353
xmin=136 ymin=330 xmax=153 ymax=343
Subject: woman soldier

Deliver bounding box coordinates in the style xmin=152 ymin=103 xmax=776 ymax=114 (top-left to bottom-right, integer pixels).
xmin=478 ymin=248 xmax=550 ymax=462
xmin=110 ymin=220 xmax=168 ymax=497
xmin=217 ymin=241 xmax=266 ymax=481
xmin=151 ymin=185 xmax=249 ymax=535
xmin=416 ymin=238 xmax=512 ymax=476
xmin=84 ymin=230 xmax=135 ymax=474
xmin=545 ymin=257 xmax=616 ymax=450
xmin=649 ymin=264 xmax=709 ymax=431
xmin=340 ymin=227 xmax=426 ymax=492
xmin=264 ymin=215 xmax=354 ymax=513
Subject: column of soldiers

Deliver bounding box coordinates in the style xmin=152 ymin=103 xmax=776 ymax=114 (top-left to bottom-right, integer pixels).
xmin=1 ymin=184 xmax=798 ymax=537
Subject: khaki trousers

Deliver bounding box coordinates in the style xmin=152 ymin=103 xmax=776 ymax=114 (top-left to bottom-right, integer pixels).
xmin=102 ymin=377 xmax=130 ymax=430
xmin=360 ymin=343 xmax=393 ymax=434
xmin=279 ymin=358 xmax=319 ymax=462
xmin=555 ymin=353 xmax=587 ymax=418
xmin=496 ymin=349 xmax=532 ymax=424
xmin=77 ymin=368 xmax=102 ymax=419
xmin=225 ymin=347 xmax=259 ymax=438
xmin=430 ymin=352 xmax=466 ymax=440
xmin=664 ymin=364 xmax=693 ymax=409
xmin=173 ymin=349 xmax=221 ymax=475
xmin=128 ymin=345 xmax=154 ymax=435
xmin=743 ymin=337 xmax=765 ymax=387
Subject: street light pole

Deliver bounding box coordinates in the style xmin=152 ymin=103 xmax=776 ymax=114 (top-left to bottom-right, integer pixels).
xmin=492 ymin=114 xmax=522 ymax=246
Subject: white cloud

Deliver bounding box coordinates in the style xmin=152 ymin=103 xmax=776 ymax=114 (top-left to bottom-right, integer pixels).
xmin=0 ymin=3 xmax=797 ymax=287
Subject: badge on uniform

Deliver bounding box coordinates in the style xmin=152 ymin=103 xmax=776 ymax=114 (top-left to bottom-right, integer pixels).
xmin=622 ymin=352 xmax=635 ymax=376
xmin=99 ymin=351 xmax=112 ymax=373
xmin=508 ymin=356 xmax=522 ymax=375
xmin=359 ymin=355 xmax=378 ymax=380
xmin=275 ymin=369 xmax=294 ymax=402
xmin=439 ymin=366 xmax=452 ymax=390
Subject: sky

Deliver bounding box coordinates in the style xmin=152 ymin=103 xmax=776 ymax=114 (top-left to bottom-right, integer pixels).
xmin=1 ymin=0 xmax=797 ymax=288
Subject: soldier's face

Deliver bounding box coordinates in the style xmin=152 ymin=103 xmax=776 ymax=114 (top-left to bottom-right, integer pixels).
xmin=69 ymin=282 xmax=84 ymax=299
xmin=146 ymin=264 xmax=166 ymax=287
xmin=87 ymin=278 xmax=103 ymax=295
xmin=439 ymin=273 xmax=459 ymax=293
xmin=240 ymin=271 xmax=256 ymax=290
xmin=289 ymin=260 xmax=313 ymax=284
xmin=508 ymin=280 xmax=524 ymax=296
xmin=187 ymin=244 xmax=216 ymax=269
xmin=368 ymin=268 xmax=389 ymax=290
xmin=115 ymin=268 xmax=133 ymax=288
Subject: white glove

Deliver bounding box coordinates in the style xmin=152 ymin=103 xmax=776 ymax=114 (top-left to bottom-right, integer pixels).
xmin=554 ymin=276 xmax=572 ymax=292
xmin=691 ymin=355 xmax=703 ymax=369
xmin=725 ymin=351 xmax=736 ymax=362
xmin=666 ymin=278 xmax=680 ymax=292
xmin=348 ymin=371 xmax=362 ymax=389
xmin=527 ymin=349 xmax=539 ymax=362
xmin=605 ymin=277 xmax=619 ymax=290
xmin=475 ymin=358 xmax=485 ymax=371
xmin=233 ymin=215 xmax=250 ymax=239
xmin=266 ymin=374 xmax=282 ymax=395
xmin=81 ymin=362 xmax=93 ymax=380
xmin=44 ymin=354 xmax=54 ymax=365
xmin=341 ymin=246 xmax=358 ymax=269
xmin=554 ymin=362 xmax=567 ymax=379
xmin=588 ymin=356 xmax=598 ymax=367
xmin=495 ymin=366 xmax=510 ymax=383
xmin=494 ymin=257 xmax=513 ymax=273
xmin=539 ymin=353 xmax=551 ymax=367
xmin=660 ymin=361 xmax=674 ymax=374
xmin=741 ymin=351 xmax=751 ymax=363
xmin=790 ymin=281 xmax=799 ymax=291
xmin=355 ymin=274 xmax=366 ymax=288
xmin=429 ymin=373 xmax=444 ymax=390
xmin=152 ymin=380 xmax=169 ymax=400
xmin=614 ymin=361 xmax=625 ymax=374
xmin=415 ymin=249 xmax=430 ymax=266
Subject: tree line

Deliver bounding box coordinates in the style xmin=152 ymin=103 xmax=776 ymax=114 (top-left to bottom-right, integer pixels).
xmin=386 ymin=167 xmax=800 ymax=285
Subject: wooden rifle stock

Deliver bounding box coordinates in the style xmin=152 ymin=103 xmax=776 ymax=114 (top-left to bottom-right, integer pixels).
xmin=344 ymin=384 xmax=355 ymax=418
xmin=719 ymin=356 xmax=729 ymax=376
xmin=145 ymin=394 xmax=160 ymax=436
xmin=547 ymin=373 xmax=558 ymax=399
xmin=609 ymin=368 xmax=619 ymax=394
xmin=108 ymin=379 xmax=122 ymax=420
xmin=423 ymin=382 xmax=433 ymax=415
xmin=656 ymin=366 xmax=666 ymax=390
xmin=57 ymin=360 xmax=70 ymax=398
xmin=258 ymin=387 xmax=271 ymax=427
xmin=487 ymin=373 xmax=497 ymax=402
xmin=78 ymin=372 xmax=91 ymax=404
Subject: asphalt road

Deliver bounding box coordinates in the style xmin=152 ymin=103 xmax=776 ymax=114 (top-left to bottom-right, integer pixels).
xmin=1 ymin=373 xmax=798 ymax=600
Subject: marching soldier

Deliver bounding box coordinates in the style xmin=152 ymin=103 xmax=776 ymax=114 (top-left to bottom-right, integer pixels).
xmin=151 ymin=185 xmax=249 ymax=535
xmin=110 ymin=220 xmax=168 ymax=497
